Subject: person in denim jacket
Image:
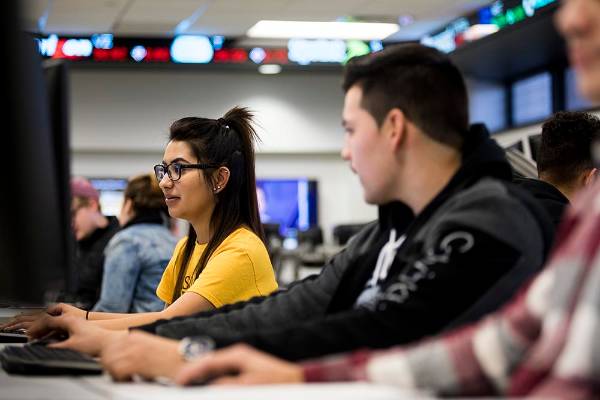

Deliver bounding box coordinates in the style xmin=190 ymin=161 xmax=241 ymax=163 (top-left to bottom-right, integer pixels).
xmin=93 ymin=174 xmax=177 ymax=313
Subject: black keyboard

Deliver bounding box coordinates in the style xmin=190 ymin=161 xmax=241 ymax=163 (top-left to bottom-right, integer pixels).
xmin=0 ymin=331 xmax=28 ymax=343
xmin=0 ymin=344 xmax=102 ymax=375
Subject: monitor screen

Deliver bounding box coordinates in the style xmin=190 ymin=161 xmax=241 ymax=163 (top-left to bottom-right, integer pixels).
xmin=565 ymin=67 xmax=593 ymax=111
xmin=0 ymin=2 xmax=71 ymax=305
xmin=511 ymin=72 xmax=553 ymax=126
xmin=89 ymin=178 xmax=128 ymax=217
xmin=467 ymin=78 xmax=507 ymax=133
xmin=256 ymin=179 xmax=318 ymax=237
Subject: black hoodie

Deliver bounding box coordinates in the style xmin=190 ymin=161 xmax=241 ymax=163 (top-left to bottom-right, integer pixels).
xmin=515 ymin=177 xmax=569 ymax=228
xmin=72 ymin=216 xmax=120 ymax=309
xmin=139 ymin=126 xmax=555 ymax=361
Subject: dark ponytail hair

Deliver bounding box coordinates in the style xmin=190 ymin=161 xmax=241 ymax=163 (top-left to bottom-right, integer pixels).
xmin=169 ymin=106 xmax=264 ymax=301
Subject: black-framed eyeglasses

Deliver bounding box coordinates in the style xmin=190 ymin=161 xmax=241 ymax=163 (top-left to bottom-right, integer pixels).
xmin=154 ymin=162 xmax=218 ymax=182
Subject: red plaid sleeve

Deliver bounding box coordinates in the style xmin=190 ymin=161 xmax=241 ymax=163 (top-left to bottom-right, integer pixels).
xmin=302 ymin=349 xmax=374 ymax=382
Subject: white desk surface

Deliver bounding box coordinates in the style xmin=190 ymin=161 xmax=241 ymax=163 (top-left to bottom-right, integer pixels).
xmin=1 ymin=337 xmax=430 ymax=400
xmin=0 ymin=369 xmax=429 ymax=400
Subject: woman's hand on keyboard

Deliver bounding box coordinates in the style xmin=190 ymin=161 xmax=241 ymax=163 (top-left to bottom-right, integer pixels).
xmin=27 ymin=314 xmax=126 ymax=356
xmin=46 ymin=303 xmax=86 ymax=319
xmin=0 ymin=311 xmax=45 ymax=332
xmin=0 ymin=303 xmax=85 ymax=333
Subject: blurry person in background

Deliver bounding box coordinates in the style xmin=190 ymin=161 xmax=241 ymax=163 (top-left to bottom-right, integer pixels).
xmin=68 ymin=176 xmax=120 ymax=309
xmin=92 ymin=173 xmax=177 ymax=313
xmin=516 ymin=111 xmax=600 ymax=226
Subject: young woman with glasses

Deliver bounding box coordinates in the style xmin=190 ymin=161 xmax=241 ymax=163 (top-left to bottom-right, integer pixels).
xmin=3 ymin=107 xmax=278 ymax=332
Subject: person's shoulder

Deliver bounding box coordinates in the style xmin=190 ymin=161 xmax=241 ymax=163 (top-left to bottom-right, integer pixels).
xmin=115 ymin=223 xmax=171 ymax=238
xmin=216 ymin=227 xmax=266 ymax=255
xmin=431 ymin=177 xmax=538 ymax=228
xmin=130 ymin=223 xmax=176 ymax=237
xmin=225 ymin=226 xmax=263 ymax=246
xmin=445 ymin=177 xmax=528 ymax=211
xmin=435 ymin=177 xmax=547 ymax=240
xmin=107 ymin=226 xmax=136 ymax=245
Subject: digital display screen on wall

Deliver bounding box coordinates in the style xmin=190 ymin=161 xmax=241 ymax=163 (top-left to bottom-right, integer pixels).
xmin=256 ymin=179 xmax=318 ymax=237
xmin=511 ymin=72 xmax=553 ymax=126
xmin=565 ymin=67 xmax=593 ymax=111
xmin=467 ymin=78 xmax=507 ymax=133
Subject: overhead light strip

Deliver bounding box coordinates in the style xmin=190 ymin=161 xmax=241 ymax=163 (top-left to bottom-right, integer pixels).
xmin=247 ymin=20 xmax=399 ymax=40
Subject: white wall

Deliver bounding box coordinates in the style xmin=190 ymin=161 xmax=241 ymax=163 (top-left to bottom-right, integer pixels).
xmin=69 ymin=67 xmax=347 ymax=153
xmin=68 ymin=67 xmax=378 ymax=243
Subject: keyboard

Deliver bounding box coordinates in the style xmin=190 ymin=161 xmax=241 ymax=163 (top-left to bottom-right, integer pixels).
xmin=0 ymin=331 xmax=28 ymax=343
xmin=0 ymin=344 xmax=102 ymax=375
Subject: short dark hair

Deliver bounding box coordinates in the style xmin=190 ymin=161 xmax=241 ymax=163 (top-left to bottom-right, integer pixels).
xmin=342 ymin=43 xmax=469 ymax=150
xmin=537 ymin=111 xmax=600 ymax=186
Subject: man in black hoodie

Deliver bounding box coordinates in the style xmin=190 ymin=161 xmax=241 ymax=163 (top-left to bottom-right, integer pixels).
xmin=517 ymin=111 xmax=600 ymax=226
xmin=35 ymin=44 xmax=554 ymax=381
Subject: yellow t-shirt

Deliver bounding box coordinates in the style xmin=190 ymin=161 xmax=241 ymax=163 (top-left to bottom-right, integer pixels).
xmin=156 ymin=227 xmax=278 ymax=308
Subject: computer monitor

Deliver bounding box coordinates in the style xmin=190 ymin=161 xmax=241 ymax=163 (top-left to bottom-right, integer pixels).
xmin=467 ymin=78 xmax=507 ymax=133
xmin=44 ymin=60 xmax=75 ymax=296
xmin=0 ymin=2 xmax=71 ymax=305
xmin=511 ymin=71 xmax=553 ymax=126
xmin=256 ymin=178 xmax=318 ymax=238
xmin=565 ymin=67 xmax=593 ymax=111
xmin=89 ymin=178 xmax=128 ymax=217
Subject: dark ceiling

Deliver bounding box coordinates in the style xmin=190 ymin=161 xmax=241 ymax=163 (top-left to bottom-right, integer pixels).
xmin=450 ymin=3 xmax=567 ymax=82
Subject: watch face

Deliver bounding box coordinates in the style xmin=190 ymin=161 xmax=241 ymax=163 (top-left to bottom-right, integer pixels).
xmin=180 ymin=337 xmax=215 ymax=361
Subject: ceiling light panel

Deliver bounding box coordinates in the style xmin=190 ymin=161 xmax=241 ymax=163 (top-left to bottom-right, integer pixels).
xmin=247 ymin=20 xmax=399 ymax=40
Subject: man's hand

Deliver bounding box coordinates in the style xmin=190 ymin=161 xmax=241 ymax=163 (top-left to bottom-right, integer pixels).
xmin=174 ymin=344 xmax=304 ymax=386
xmin=100 ymin=331 xmax=183 ymax=382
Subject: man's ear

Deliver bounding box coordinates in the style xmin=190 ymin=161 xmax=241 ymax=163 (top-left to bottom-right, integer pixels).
xmin=584 ymin=167 xmax=598 ymax=186
xmin=88 ymin=198 xmax=101 ymax=212
xmin=213 ymin=166 xmax=231 ymax=194
xmin=386 ymin=108 xmax=407 ymax=150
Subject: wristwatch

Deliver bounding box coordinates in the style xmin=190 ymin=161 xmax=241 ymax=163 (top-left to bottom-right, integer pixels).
xmin=178 ymin=336 xmax=215 ymax=361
